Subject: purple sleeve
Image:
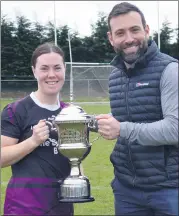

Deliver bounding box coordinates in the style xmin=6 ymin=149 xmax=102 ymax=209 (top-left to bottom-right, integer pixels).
xmin=60 ymin=101 xmax=70 ymax=109
xmin=1 ymin=103 xmax=22 ymax=139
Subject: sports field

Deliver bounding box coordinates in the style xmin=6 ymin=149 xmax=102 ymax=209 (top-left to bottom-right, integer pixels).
xmin=1 ymin=99 xmax=115 ymax=215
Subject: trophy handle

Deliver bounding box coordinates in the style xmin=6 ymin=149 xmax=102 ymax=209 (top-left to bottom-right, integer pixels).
xmin=86 ymin=117 xmax=102 ymax=144
xmin=87 ymin=113 xmax=113 ymax=144
xmin=86 ymin=115 xmax=98 ymax=132
xmin=46 ymin=120 xmax=57 ymax=132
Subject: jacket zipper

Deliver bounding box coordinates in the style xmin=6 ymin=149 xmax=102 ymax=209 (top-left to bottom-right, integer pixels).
xmin=127 ymin=143 xmax=136 ymax=186
xmin=125 ymin=78 xmax=131 ymax=121
xmin=125 ymin=77 xmax=136 ymax=186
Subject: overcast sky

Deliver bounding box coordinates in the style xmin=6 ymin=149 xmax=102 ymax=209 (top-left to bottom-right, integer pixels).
xmin=1 ymin=1 xmax=178 ymax=37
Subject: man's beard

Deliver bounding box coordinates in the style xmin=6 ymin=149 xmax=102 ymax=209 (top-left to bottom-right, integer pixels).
xmin=114 ymin=39 xmax=148 ymax=64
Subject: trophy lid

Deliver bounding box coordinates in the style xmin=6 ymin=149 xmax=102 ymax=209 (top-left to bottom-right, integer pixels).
xmin=55 ymin=105 xmax=89 ymax=122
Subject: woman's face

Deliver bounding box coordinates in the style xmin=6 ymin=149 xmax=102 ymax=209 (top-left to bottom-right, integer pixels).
xmin=32 ymin=52 xmax=65 ymax=96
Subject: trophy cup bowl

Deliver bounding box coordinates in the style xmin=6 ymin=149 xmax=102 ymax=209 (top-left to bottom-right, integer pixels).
xmin=53 ymin=105 xmax=96 ymax=203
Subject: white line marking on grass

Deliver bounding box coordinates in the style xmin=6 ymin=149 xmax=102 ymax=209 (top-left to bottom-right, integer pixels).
xmin=1 ymin=181 xmax=8 ymax=186
xmin=92 ymin=186 xmax=111 ymax=190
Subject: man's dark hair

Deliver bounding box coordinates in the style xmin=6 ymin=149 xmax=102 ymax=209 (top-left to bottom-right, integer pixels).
xmin=108 ymin=2 xmax=146 ymax=31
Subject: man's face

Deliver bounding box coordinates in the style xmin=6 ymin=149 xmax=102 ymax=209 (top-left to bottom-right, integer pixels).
xmin=107 ymin=11 xmax=150 ymax=64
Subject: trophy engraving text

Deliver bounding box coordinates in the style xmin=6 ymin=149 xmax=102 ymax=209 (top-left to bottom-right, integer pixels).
xmin=60 ymin=128 xmax=86 ymax=143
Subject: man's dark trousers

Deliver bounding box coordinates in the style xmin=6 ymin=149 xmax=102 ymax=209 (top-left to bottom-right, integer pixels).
xmin=112 ymin=177 xmax=178 ymax=216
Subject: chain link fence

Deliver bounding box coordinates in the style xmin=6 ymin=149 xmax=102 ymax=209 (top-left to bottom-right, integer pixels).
xmin=1 ymin=63 xmax=114 ymax=101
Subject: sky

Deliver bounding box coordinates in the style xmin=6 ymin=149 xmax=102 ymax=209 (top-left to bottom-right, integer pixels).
xmin=1 ymin=1 xmax=178 ymax=38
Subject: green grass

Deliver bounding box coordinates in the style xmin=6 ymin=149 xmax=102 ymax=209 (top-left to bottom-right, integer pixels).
xmin=1 ymin=99 xmax=115 ymax=215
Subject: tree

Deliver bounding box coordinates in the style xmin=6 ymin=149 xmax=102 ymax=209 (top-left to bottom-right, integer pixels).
xmin=153 ymin=19 xmax=174 ymax=55
xmin=69 ymin=31 xmax=86 ymax=62
xmin=79 ymin=36 xmax=96 ymax=62
xmin=13 ymin=16 xmax=35 ymax=76
xmin=1 ymin=14 xmax=178 ymax=78
xmin=1 ymin=15 xmax=17 ymax=76
xmin=57 ymin=25 xmax=70 ymax=61
xmin=43 ymin=21 xmax=58 ymax=44
xmin=31 ymin=21 xmax=47 ymax=46
xmin=91 ymin=12 xmax=114 ymax=62
xmin=170 ymin=28 xmax=179 ymax=59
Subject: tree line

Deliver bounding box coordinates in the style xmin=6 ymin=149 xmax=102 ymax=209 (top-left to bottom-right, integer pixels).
xmin=1 ymin=12 xmax=178 ymax=78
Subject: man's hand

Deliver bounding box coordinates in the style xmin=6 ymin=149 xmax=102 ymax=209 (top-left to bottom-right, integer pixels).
xmin=95 ymin=114 xmax=120 ymax=140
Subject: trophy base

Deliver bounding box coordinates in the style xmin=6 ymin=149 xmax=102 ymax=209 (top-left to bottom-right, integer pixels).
xmin=58 ymin=175 xmax=95 ymax=203
xmin=59 ymin=197 xmax=95 ymax=203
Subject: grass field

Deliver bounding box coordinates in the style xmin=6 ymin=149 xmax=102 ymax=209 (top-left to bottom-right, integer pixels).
xmin=1 ymin=99 xmax=116 ymax=215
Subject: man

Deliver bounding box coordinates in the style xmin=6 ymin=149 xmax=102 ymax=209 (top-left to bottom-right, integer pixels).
xmin=96 ymin=2 xmax=178 ymax=216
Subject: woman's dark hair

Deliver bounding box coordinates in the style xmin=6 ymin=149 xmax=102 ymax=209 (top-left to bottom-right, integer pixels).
xmin=31 ymin=42 xmax=65 ymax=68
xmin=108 ymin=2 xmax=146 ymax=31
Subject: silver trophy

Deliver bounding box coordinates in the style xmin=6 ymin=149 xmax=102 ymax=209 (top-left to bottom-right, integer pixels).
xmin=48 ymin=105 xmax=98 ymax=203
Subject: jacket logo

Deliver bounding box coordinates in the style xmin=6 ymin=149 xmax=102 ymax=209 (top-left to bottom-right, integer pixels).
xmin=136 ymin=82 xmax=149 ymax=87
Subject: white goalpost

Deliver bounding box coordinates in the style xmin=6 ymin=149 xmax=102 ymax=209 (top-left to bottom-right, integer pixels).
xmin=67 ymin=30 xmax=74 ymax=103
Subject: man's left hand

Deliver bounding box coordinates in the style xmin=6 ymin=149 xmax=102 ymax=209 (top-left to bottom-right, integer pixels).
xmin=95 ymin=114 xmax=120 ymax=140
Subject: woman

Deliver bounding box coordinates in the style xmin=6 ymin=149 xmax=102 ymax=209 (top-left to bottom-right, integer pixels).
xmin=1 ymin=42 xmax=74 ymax=215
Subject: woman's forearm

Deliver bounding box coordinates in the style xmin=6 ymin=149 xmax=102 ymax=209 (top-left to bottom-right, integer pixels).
xmin=1 ymin=137 xmax=38 ymax=168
